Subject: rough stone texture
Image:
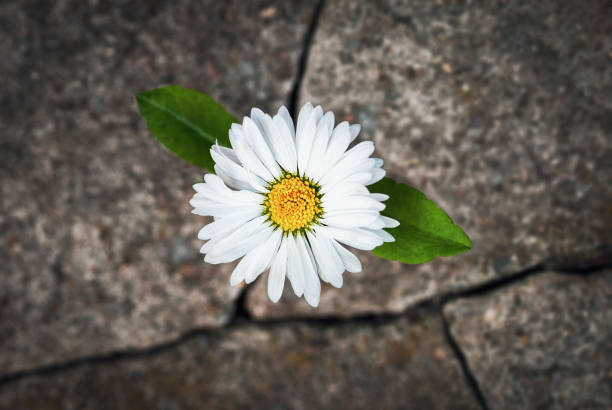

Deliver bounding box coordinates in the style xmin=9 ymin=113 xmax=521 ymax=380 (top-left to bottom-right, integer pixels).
xmin=444 ymin=270 xmax=612 ymax=410
xmin=2 ymin=0 xmax=612 ymax=408
xmin=0 ymin=0 xmax=317 ymax=375
xmin=0 ymin=311 xmax=480 ymax=410
xmin=247 ymin=0 xmax=612 ymax=318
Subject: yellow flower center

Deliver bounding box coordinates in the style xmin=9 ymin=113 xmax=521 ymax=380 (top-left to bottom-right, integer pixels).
xmin=263 ymin=174 xmax=323 ymax=233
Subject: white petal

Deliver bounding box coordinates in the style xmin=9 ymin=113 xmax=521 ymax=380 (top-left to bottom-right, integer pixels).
xmin=251 ymin=109 xmax=284 ymax=164
xmin=319 ymin=226 xmax=383 ymax=250
xmin=244 ymin=167 xmax=269 ymax=193
xmin=364 ymin=228 xmax=395 ymax=242
xmin=319 ymin=121 xmax=351 ymax=176
xmin=320 ymin=156 xmax=376 ymax=188
xmin=205 ymin=227 xmax=272 ymax=264
xmin=230 ymin=251 xmax=258 ymax=286
xmin=277 ymin=105 xmax=295 ymax=139
xmin=296 ymin=235 xmax=321 ymax=307
xmin=321 ymin=140 xmax=375 ymax=186
xmin=285 ymin=235 xmax=305 ymax=297
xmin=308 ymin=231 xmax=343 ymax=288
xmin=305 ymin=233 xmax=329 ymax=283
xmin=214 ymin=166 xmax=252 ymax=191
xmin=296 ymin=102 xmax=313 ymax=140
xmin=345 ymin=141 xmax=375 ymax=161
xmin=332 ymin=239 xmax=362 ymax=273
xmin=229 ymin=229 xmax=282 ymax=286
xmin=272 ymin=113 xmax=298 ymax=173
xmin=367 ymin=168 xmax=386 ymax=185
xmin=191 ymin=182 xmax=263 ymax=207
xmin=211 ymin=144 xmax=266 ymax=192
xmin=320 ymin=211 xmax=380 ymax=228
xmin=242 ymin=117 xmax=282 ymax=179
xmin=200 ymin=218 xmax=262 ymax=253
xmin=203 ymin=173 xmax=228 ymax=191
xmin=323 ymin=194 xmax=385 ymax=213
xmin=191 ymin=204 xmax=262 ymax=218
xmin=192 ymin=182 xmax=210 ymax=193
xmin=321 ymin=172 xmax=373 ymax=194
xmin=369 ymin=193 xmax=389 ymax=202
xmin=229 ymin=124 xmax=275 ymax=182
xmin=365 ymin=217 xmax=386 ymax=230
xmin=310 ymin=105 xmax=324 ymax=125
xmin=203 ymin=216 xmax=270 ymax=263
xmin=305 ymin=112 xmax=334 ymax=180
xmin=320 ymin=183 xmax=368 ymax=203
xmin=379 ymin=229 xmax=395 ymax=242
xmin=296 ymin=115 xmax=317 ymax=176
xmin=197 ymin=209 xmax=261 ymax=240
xmin=349 ymin=124 xmax=361 ymax=141
xmin=245 ymin=229 xmax=283 ymax=283
xmin=381 ymin=216 xmax=400 ymax=228
xmin=190 ymin=187 xmax=262 ymax=206
xmin=267 ymin=239 xmax=287 ymax=303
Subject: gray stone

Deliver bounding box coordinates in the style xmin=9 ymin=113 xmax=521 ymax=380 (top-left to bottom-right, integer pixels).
xmin=444 ymin=270 xmax=612 ymax=410
xmin=0 ymin=0 xmax=317 ymax=375
xmin=0 ymin=311 xmax=480 ymax=410
xmin=246 ymin=0 xmax=612 ymax=318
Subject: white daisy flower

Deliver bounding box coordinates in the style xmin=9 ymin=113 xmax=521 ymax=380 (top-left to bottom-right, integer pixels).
xmin=190 ymin=103 xmax=398 ymax=307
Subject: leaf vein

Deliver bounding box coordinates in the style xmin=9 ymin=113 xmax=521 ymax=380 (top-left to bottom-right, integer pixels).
xmin=137 ymin=95 xmax=215 ymax=144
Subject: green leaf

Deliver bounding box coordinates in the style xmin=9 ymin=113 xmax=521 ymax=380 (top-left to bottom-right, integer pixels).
xmin=371 ymin=177 xmax=471 ymax=264
xmin=135 ymin=85 xmax=236 ymax=171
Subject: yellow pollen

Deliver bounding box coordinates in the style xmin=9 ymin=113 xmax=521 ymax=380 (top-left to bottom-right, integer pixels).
xmin=264 ymin=175 xmax=322 ymax=232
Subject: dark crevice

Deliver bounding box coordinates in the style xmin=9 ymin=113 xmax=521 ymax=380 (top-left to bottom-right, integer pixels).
xmin=0 ymin=307 xmax=410 ymax=388
xmin=440 ymin=255 xmax=612 ymax=304
xmin=0 ymin=283 xmax=252 ymax=387
xmin=0 ymin=326 xmax=217 ymax=389
xmin=287 ymin=0 xmax=326 ymax=118
xmin=546 ymin=244 xmax=612 ymax=274
xmin=440 ymin=310 xmax=490 ymax=410
xmin=554 ymin=264 xmax=612 ymax=275
xmin=241 ymin=259 xmax=612 ymax=328
xmin=2 ymin=258 xmax=610 ymax=388
xmin=440 ymin=263 xmax=546 ymax=303
xmin=230 ymin=284 xmax=254 ymax=323
xmin=246 ymin=308 xmax=410 ymax=328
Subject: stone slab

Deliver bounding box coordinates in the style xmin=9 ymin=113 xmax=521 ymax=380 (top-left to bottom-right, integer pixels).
xmin=246 ymin=0 xmax=612 ymax=318
xmin=0 ymin=311 xmax=480 ymax=410
xmin=444 ymin=270 xmax=612 ymax=410
xmin=0 ymin=0 xmax=317 ymax=375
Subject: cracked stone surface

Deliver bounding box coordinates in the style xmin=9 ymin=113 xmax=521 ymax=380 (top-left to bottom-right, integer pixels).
xmin=0 ymin=0 xmax=317 ymax=375
xmin=0 ymin=311 xmax=480 ymax=410
xmin=246 ymin=0 xmax=612 ymax=318
xmin=444 ymin=270 xmax=612 ymax=410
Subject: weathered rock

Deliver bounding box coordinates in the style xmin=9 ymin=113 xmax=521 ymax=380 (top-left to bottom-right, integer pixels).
xmin=444 ymin=270 xmax=612 ymax=410
xmin=0 ymin=310 xmax=480 ymax=410
xmin=247 ymin=0 xmax=612 ymax=318
xmin=0 ymin=0 xmax=317 ymax=375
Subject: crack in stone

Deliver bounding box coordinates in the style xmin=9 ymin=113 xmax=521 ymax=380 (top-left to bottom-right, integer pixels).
xmin=2 ymin=259 xmax=610 ymax=388
xmin=0 ymin=326 xmax=218 ymax=390
xmin=287 ymin=0 xmax=326 ymax=118
xmin=440 ymin=263 xmax=546 ymax=303
xmin=223 ymin=0 xmax=327 ymax=328
xmin=440 ymin=309 xmax=490 ymax=410
xmin=0 ymin=308 xmax=407 ymax=389
xmin=230 ymin=283 xmax=254 ymax=322
xmin=546 ymin=244 xmax=612 ymax=274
